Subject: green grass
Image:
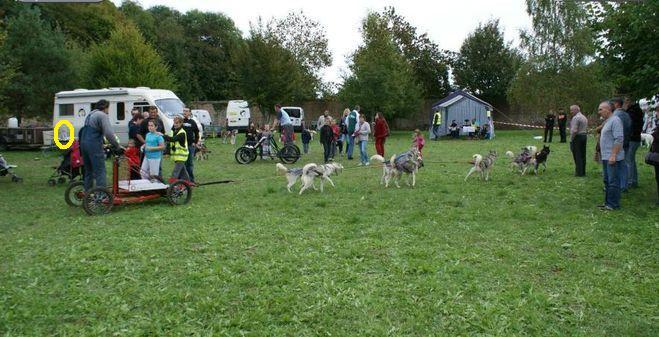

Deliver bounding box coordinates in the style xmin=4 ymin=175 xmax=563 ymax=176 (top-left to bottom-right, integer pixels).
xmin=0 ymin=131 xmax=657 ymax=336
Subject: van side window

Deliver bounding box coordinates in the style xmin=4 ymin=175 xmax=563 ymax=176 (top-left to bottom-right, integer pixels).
xmin=117 ymin=102 xmax=125 ymax=120
xmin=59 ymin=104 xmax=74 ymax=116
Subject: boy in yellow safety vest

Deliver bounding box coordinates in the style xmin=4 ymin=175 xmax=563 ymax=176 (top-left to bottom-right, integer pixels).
xmin=160 ymin=116 xmax=191 ymax=184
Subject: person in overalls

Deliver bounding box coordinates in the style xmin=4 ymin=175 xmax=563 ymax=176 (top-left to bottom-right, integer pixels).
xmin=79 ymin=99 xmax=122 ymax=191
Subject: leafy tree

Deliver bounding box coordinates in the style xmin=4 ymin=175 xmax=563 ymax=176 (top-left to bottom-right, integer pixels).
xmin=339 ymin=12 xmax=422 ymax=120
xmin=368 ymin=7 xmax=451 ymax=99
xmin=85 ymin=23 xmax=177 ymax=90
xmin=508 ymin=0 xmax=613 ymax=115
xmin=234 ymin=21 xmax=314 ymax=120
xmin=39 ymin=0 xmax=122 ymax=46
xmin=266 ymin=11 xmax=332 ymax=94
xmin=589 ymin=0 xmax=659 ymax=98
xmin=180 ymin=10 xmax=244 ymax=100
xmin=0 ymin=26 xmax=16 ymax=114
xmin=1 ymin=6 xmax=79 ymax=118
xmin=453 ymin=19 xmax=521 ymax=108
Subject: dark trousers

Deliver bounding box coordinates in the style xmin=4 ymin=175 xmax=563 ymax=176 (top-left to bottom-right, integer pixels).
xmin=322 ymin=142 xmax=332 ymax=163
xmin=82 ymin=146 xmax=106 ymax=191
xmin=559 ymin=126 xmax=567 ymax=143
xmin=185 ymin=147 xmax=195 ymax=182
xmin=571 ymin=134 xmax=587 ymax=176
xmin=544 ymin=126 xmax=554 ymax=143
xmin=337 ymin=140 xmax=343 ymax=154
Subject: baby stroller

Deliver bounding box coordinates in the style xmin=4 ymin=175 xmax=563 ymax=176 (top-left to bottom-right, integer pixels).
xmin=0 ymin=153 xmax=22 ymax=182
xmin=48 ymin=140 xmax=83 ymax=186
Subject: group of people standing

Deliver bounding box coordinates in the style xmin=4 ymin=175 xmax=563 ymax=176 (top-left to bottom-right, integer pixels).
xmin=81 ymin=99 xmax=200 ymax=193
xmin=592 ymin=97 xmax=659 ymax=210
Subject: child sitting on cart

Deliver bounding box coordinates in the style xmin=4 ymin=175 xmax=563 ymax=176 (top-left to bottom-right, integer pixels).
xmin=125 ymin=139 xmax=141 ymax=180
xmin=141 ymin=120 xmax=165 ymax=181
xmin=260 ymin=124 xmax=273 ymax=159
xmin=160 ymin=116 xmax=191 ymax=183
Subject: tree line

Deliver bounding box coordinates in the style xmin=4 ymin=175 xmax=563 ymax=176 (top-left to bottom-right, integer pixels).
xmin=0 ymin=0 xmax=656 ymax=121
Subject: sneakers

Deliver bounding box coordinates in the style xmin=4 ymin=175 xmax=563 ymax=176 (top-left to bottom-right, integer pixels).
xmin=597 ymin=204 xmax=616 ymax=211
xmin=365 ymin=162 xmax=370 ymax=166
xmin=357 ymin=163 xmax=363 ymax=166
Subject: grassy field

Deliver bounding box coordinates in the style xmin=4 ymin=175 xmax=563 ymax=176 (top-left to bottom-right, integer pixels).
xmin=0 ymin=130 xmax=657 ymax=336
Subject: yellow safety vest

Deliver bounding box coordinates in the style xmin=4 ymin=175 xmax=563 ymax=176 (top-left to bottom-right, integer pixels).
xmin=170 ymin=128 xmax=188 ymax=162
xmin=433 ymin=112 xmax=442 ymax=125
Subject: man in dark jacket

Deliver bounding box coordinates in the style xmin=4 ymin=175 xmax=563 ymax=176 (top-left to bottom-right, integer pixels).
xmin=544 ymin=112 xmax=555 ymax=143
xmin=182 ymin=108 xmax=200 ymax=182
xmin=626 ymin=100 xmax=643 ymax=188
xmin=319 ymin=116 xmax=334 ymax=163
xmin=557 ymin=108 xmax=568 ymax=143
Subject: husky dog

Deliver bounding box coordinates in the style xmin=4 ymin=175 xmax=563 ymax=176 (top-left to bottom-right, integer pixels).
xmin=531 ymin=145 xmax=551 ymax=174
xmin=194 ymin=140 xmax=211 ymax=161
xmin=465 ymin=150 xmax=498 ymax=181
xmin=221 ymin=129 xmax=239 ymax=144
xmin=370 ymin=154 xmax=397 ymax=187
xmin=276 ymin=162 xmax=343 ymax=194
xmin=297 ymin=163 xmax=340 ymax=195
xmin=276 ymin=163 xmax=304 ymax=192
xmin=641 ymin=133 xmax=654 ymax=149
xmin=371 ymin=147 xmax=423 ymax=188
xmin=506 ymin=147 xmax=533 ymax=175
xmin=525 ymin=145 xmax=538 ymax=157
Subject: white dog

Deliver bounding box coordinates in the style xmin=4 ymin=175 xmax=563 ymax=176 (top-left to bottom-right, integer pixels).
xmin=370 ymin=154 xmax=398 ymax=187
xmin=641 ymin=133 xmax=654 ymax=148
xmin=276 ymin=162 xmax=343 ymax=194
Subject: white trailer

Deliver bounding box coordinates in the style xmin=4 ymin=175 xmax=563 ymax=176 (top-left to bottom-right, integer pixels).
xmin=52 ymin=87 xmax=201 ymax=144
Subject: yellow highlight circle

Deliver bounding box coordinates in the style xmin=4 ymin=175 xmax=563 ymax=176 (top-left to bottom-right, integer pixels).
xmin=53 ymin=120 xmax=75 ymax=150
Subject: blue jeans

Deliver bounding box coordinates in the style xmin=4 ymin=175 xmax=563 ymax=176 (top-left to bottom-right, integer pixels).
xmin=619 ymin=147 xmax=629 ymax=190
xmin=185 ymin=146 xmax=195 ymax=182
xmin=359 ymin=140 xmax=368 ymax=164
xmin=602 ymin=160 xmax=623 ymax=209
xmin=432 ymin=125 xmax=441 ymax=140
xmin=626 ymin=141 xmax=640 ymax=187
xmin=347 ymin=135 xmax=356 ymax=159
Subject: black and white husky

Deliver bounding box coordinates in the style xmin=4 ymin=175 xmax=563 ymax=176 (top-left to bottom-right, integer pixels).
xmin=465 ymin=150 xmax=498 ymax=181
xmin=371 ymin=147 xmax=423 ymax=188
xmin=276 ymin=162 xmax=343 ymax=194
xmin=531 ymin=145 xmax=550 ymax=175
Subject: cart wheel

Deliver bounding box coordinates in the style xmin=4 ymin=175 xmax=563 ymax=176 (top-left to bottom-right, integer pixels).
xmin=82 ymin=187 xmax=113 ymax=215
xmin=64 ymin=181 xmax=85 ymax=207
xmin=167 ymin=181 xmax=192 ymax=205
xmin=58 ymin=176 xmax=67 ymax=184
xmin=47 ymin=178 xmax=57 ymax=186
xmin=12 ymin=176 xmax=22 ymax=183
xmin=279 ymin=144 xmax=300 ymax=164
xmin=235 ymin=146 xmax=256 ymax=164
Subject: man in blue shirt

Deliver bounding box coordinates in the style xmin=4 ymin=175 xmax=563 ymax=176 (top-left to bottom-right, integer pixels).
xmin=274 ymin=104 xmax=294 ymax=145
xmin=598 ymin=100 xmax=625 ymax=211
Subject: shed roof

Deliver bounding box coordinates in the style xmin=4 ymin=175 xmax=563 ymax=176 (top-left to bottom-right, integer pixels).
xmin=432 ymin=90 xmax=492 ymax=110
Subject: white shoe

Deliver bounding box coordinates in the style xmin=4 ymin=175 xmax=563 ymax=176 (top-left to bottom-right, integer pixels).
xmin=357 ymin=163 xmax=363 ymax=166
xmin=365 ymin=162 xmax=370 ymax=166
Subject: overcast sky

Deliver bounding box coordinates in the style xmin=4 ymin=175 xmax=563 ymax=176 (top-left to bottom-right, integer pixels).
xmin=111 ymin=0 xmax=532 ymax=83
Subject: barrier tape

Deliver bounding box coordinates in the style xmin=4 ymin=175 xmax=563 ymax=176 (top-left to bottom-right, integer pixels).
xmin=493 ymin=121 xmax=545 ymax=129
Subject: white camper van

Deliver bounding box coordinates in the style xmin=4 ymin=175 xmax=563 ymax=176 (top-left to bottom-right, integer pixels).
xmin=53 ymin=87 xmax=201 ymax=144
xmin=281 ymin=106 xmax=305 ymax=131
xmin=191 ymin=109 xmax=212 ymax=127
xmin=226 ymin=100 xmax=250 ymax=131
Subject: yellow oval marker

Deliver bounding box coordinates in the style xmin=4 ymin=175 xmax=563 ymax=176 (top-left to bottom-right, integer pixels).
xmin=53 ymin=120 xmax=75 ymax=150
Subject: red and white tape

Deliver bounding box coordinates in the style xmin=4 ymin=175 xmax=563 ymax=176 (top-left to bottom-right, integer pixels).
xmin=493 ymin=121 xmax=545 ymax=129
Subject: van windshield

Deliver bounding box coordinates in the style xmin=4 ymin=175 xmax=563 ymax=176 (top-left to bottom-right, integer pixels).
xmin=284 ymin=108 xmax=301 ymax=118
xmin=155 ymin=98 xmax=185 ymax=118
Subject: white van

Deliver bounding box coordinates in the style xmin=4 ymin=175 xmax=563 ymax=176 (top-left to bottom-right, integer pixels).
xmin=226 ymin=100 xmax=250 ymax=130
xmin=281 ymin=106 xmax=304 ymax=131
xmin=191 ymin=109 xmax=212 ymax=127
xmin=53 ymin=87 xmax=201 ymax=144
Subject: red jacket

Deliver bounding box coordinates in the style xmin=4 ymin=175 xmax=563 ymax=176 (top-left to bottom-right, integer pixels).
xmin=125 ymin=147 xmax=140 ymax=167
xmin=331 ymin=124 xmax=340 ymax=140
xmin=374 ymin=118 xmax=389 ymax=138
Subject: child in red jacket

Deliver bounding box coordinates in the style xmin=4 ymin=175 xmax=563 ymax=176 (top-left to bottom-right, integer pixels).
xmin=413 ymin=129 xmax=425 ymax=156
xmin=125 ymin=139 xmax=141 ymax=180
